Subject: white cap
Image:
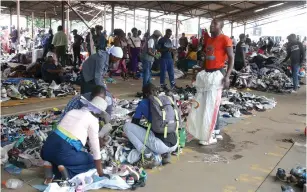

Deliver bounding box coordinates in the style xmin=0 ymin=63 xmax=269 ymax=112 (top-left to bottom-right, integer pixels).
xmin=80 ymin=96 xmax=108 ymax=114
xmin=108 ymin=46 xmax=123 ymax=58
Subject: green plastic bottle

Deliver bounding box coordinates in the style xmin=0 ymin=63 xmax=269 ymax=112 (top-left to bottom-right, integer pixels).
xmin=179 ymin=128 xmax=187 ymax=148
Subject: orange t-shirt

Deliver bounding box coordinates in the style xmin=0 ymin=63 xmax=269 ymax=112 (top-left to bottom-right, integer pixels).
xmin=203 ymin=33 xmax=232 ymax=70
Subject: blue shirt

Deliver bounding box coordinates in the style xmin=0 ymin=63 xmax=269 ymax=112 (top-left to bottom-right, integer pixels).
xmin=158 ymin=37 xmax=173 ymax=59
xmin=133 ymin=99 xmax=152 ymax=122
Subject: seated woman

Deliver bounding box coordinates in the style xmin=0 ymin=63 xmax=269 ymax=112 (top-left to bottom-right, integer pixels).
xmin=177 ymin=44 xmax=197 ymax=73
xmin=123 ymin=83 xmax=178 ymax=168
xmin=41 ymin=55 xmax=63 ymax=84
xmin=41 ymin=96 xmax=109 ymax=181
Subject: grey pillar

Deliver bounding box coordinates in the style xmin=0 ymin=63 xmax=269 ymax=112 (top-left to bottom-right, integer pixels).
xmin=62 ymin=1 xmax=65 ymax=29
xmin=17 ymin=0 xmax=20 ymax=47
xmin=144 ymin=19 xmax=147 ymax=32
xmin=133 ymin=9 xmax=136 ymax=27
xmin=104 ymin=6 xmax=106 ymax=30
xmin=244 ymin=22 xmax=246 ymax=34
xmin=111 ymin=4 xmax=115 ymax=32
xmin=148 ymin=9 xmax=151 ymax=34
xmin=125 ymin=14 xmax=127 ymax=33
xmin=26 ymin=16 xmax=29 ymax=29
xmin=49 ymin=18 xmax=52 ymax=29
xmin=162 ymin=18 xmax=164 ymax=34
xmin=10 ymin=8 xmax=12 ymax=34
xmin=197 ymin=16 xmax=200 ymax=38
xmin=44 ymin=11 xmax=46 ymax=29
xmin=66 ymin=0 xmax=70 ymax=42
xmin=31 ymin=12 xmax=34 ymax=38
xmin=175 ymin=14 xmax=179 ymax=48
xmin=230 ymin=22 xmax=233 ymax=37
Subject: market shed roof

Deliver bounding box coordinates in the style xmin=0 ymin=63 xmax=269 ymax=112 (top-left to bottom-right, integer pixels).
xmin=1 ymin=1 xmax=305 ymax=23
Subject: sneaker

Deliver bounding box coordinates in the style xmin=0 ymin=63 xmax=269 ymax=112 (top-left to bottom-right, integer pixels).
xmin=126 ymin=165 xmax=140 ymax=181
xmin=117 ymin=165 xmax=129 ymax=177
xmin=291 ymin=90 xmax=297 ymax=93
xmin=199 ymin=137 xmax=217 ymax=146
xmin=214 ymin=130 xmax=223 ymax=140
xmin=126 ymin=176 xmax=135 ymax=185
xmin=136 ymin=155 xmax=160 ymax=169
xmin=161 ymin=153 xmax=171 ymax=165
xmin=49 ymin=81 xmax=60 ymax=90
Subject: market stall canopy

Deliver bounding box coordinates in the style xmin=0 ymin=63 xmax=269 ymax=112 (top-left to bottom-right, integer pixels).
xmin=0 ymin=1 xmax=305 ymax=23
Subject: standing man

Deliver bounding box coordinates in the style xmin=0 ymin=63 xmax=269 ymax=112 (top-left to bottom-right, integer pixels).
xmin=43 ymin=29 xmax=53 ymax=58
xmin=158 ymin=29 xmax=176 ymax=91
xmin=245 ymin=34 xmax=251 ymax=46
xmin=95 ymin=25 xmax=106 ymax=52
xmin=52 ymin=26 xmax=68 ymax=66
xmin=201 ymin=19 xmax=234 ymax=144
xmin=234 ymin=34 xmax=247 ymax=71
xmin=267 ymin=37 xmax=274 ymax=54
xmin=141 ymin=30 xmax=162 ymax=88
xmin=72 ymin=29 xmax=84 ymax=66
xmin=179 ymin=33 xmax=188 ymax=51
xmin=81 ymin=46 xmax=123 ymax=94
xmin=282 ymin=34 xmax=305 ymax=93
xmin=10 ymin=25 xmax=18 ymax=52
xmin=127 ymin=28 xmax=142 ymax=79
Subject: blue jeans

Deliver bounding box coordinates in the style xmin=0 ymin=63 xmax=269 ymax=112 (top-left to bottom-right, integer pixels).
xmin=291 ymin=64 xmax=300 ymax=90
xmin=160 ymin=58 xmax=175 ymax=87
xmin=142 ymin=59 xmax=152 ymax=87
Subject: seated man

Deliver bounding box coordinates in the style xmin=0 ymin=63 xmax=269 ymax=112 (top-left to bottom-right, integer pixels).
xmin=123 ymin=83 xmax=178 ymax=168
xmin=177 ymin=44 xmax=197 ymax=73
xmin=59 ymin=85 xmax=113 ymax=122
xmin=41 ymin=56 xmax=63 ymax=84
xmin=41 ymin=96 xmax=110 ymax=181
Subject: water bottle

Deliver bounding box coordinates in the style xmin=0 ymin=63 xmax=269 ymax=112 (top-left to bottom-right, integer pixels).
xmin=179 ymin=128 xmax=187 ymax=148
xmin=2 ymin=179 xmax=23 ymax=189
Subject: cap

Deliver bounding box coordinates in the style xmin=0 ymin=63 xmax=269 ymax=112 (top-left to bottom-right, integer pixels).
xmin=108 ymin=46 xmax=123 ymax=59
xmin=80 ymin=96 xmax=108 ymax=114
xmin=153 ymin=30 xmax=162 ymax=36
xmin=71 ymin=29 xmax=77 ymax=33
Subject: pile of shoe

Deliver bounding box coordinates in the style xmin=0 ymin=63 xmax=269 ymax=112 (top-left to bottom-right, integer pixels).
xmin=1 ymin=110 xmax=60 ymax=168
xmin=0 ymin=79 xmax=77 ymax=100
xmin=219 ymin=89 xmax=277 ymax=118
xmin=276 ymin=167 xmax=306 ymax=190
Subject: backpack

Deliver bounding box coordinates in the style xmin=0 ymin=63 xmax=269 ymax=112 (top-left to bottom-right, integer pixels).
xmin=142 ymin=95 xmax=181 ymax=162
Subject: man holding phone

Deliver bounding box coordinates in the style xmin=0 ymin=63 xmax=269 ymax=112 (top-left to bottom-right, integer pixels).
xmin=158 ymin=29 xmax=176 ymax=91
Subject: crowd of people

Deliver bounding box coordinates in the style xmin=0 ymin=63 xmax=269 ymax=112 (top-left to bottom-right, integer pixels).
xmin=1 ymin=18 xmax=306 ymax=183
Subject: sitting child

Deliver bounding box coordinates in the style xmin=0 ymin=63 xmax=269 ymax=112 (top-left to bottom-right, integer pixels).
xmin=177 ymin=44 xmax=197 ymax=73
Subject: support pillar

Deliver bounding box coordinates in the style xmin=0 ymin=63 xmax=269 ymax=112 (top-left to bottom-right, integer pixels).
xmin=125 ymin=14 xmax=127 ymax=33
xmin=197 ymin=16 xmax=200 ymax=38
xmin=244 ymin=22 xmax=246 ymax=34
xmin=66 ymin=0 xmax=70 ymax=42
xmin=148 ymin=9 xmax=151 ymax=34
xmin=49 ymin=18 xmax=52 ymax=29
xmin=133 ymin=9 xmax=136 ymax=27
xmin=144 ymin=19 xmax=146 ymax=32
xmin=104 ymin=6 xmax=106 ymax=30
xmin=231 ymin=22 xmax=233 ymax=37
xmin=31 ymin=12 xmax=34 ymax=38
xmin=61 ymin=1 xmax=65 ymax=29
xmin=44 ymin=11 xmax=46 ymax=29
xmin=111 ymin=4 xmax=115 ymax=32
xmin=175 ymin=13 xmax=179 ymax=48
xmin=10 ymin=8 xmax=12 ymax=34
xmin=17 ymin=0 xmax=20 ymax=47
xmin=162 ymin=18 xmax=164 ymax=34
xmin=26 ymin=16 xmax=29 ymax=29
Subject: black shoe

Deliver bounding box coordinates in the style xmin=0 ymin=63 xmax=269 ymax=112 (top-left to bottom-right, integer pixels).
xmin=161 ymin=153 xmax=171 ymax=165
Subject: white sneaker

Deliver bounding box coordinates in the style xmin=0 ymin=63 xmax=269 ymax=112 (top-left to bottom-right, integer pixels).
xmin=214 ymin=130 xmax=223 ymax=140
xmin=291 ymin=90 xmax=297 ymax=93
xmin=199 ymin=137 xmax=217 ymax=146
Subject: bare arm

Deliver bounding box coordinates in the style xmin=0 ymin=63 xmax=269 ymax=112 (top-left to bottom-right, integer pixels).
xmin=225 ymin=47 xmax=234 ymax=78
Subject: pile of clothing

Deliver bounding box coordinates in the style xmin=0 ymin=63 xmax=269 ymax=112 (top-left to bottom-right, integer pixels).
xmin=1 ymin=79 xmax=77 ymax=102
xmin=232 ymin=54 xmax=294 ymax=93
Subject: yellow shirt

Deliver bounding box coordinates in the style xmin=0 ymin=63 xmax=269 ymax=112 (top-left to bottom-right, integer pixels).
xmin=186 ymin=51 xmax=197 ymax=61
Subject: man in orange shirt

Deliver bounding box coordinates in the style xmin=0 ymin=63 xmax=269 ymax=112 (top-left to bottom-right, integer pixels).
xmin=202 ymin=19 xmax=234 ymax=143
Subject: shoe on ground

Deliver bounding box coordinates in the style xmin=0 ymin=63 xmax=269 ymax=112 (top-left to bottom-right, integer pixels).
xmin=161 ymin=153 xmax=171 ymax=165
xmin=199 ymin=137 xmax=217 ymax=146
xmin=126 ymin=176 xmax=135 ymax=185
xmin=214 ymin=130 xmax=223 ymax=140
xmin=291 ymin=90 xmax=297 ymax=93
xmin=136 ymin=155 xmax=160 ymax=169
xmin=126 ymin=165 xmax=140 ymax=181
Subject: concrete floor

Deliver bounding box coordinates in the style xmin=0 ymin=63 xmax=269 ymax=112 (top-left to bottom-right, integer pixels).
xmin=1 ymin=77 xmax=306 ymax=192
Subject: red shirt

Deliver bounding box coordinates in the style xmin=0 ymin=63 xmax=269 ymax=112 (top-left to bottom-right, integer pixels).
xmin=203 ymin=32 xmax=232 ymax=70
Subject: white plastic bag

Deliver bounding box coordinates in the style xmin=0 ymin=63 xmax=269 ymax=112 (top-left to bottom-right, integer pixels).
xmin=186 ymin=70 xmax=223 ymax=142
